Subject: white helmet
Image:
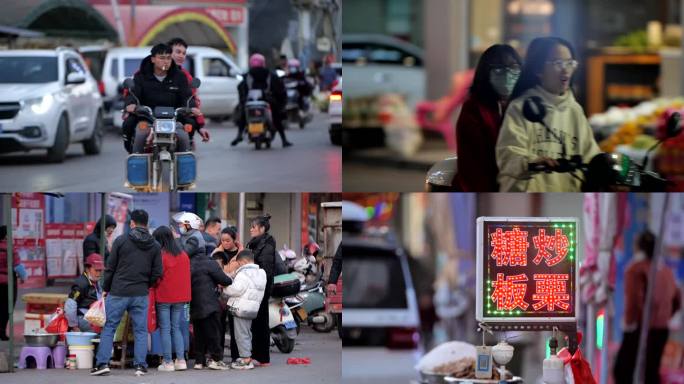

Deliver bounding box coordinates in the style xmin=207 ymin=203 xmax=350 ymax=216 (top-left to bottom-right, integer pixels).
xmin=172 ymin=211 xmax=203 ymax=230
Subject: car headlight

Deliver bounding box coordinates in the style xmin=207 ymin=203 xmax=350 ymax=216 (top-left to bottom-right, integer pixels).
xmin=23 ymin=94 xmax=54 ymax=115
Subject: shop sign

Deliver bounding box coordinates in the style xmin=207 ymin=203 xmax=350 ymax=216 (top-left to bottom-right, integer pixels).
xmin=476 ymin=217 xmax=578 ymax=329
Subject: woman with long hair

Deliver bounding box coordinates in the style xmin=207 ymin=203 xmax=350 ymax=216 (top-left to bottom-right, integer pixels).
xmin=455 ymin=44 xmax=522 ymax=191
xmin=152 ymin=226 xmax=191 ymax=372
xmin=495 ymin=37 xmax=600 ymax=192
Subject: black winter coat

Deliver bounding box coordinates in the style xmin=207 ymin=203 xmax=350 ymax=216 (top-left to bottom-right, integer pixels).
xmin=328 ymin=245 xmax=342 ymax=284
xmin=71 ymin=273 xmax=101 ymax=311
xmin=238 ymin=67 xmax=286 ymax=114
xmin=82 ymin=215 xmax=117 ymax=264
xmin=124 ymin=56 xmax=196 ymax=111
xmin=102 ymin=227 xmax=162 ymax=297
xmin=246 ymin=233 xmax=277 ymax=296
xmin=189 ymin=250 xmax=232 ymax=320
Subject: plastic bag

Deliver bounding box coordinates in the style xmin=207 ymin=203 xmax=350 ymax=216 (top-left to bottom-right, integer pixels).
xmin=84 ymin=298 xmax=106 ymax=328
xmin=148 ymin=288 xmax=157 ymax=332
xmin=558 ymin=347 xmax=597 ymax=384
xmin=45 ymin=308 xmax=68 ymax=340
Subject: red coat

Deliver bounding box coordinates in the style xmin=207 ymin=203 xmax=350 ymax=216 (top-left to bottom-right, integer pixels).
xmin=454 ymin=96 xmax=503 ymax=191
xmin=155 ymin=250 xmax=191 ymax=303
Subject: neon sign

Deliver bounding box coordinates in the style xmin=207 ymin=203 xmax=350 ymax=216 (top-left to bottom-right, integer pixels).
xmin=476 ymin=217 xmax=578 ymax=329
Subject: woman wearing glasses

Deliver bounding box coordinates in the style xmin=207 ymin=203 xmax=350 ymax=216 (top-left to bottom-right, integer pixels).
xmin=454 ymin=44 xmax=522 ymax=191
xmin=496 ymin=37 xmax=600 ymax=192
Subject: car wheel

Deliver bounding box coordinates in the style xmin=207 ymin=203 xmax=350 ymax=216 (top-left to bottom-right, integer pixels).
xmin=46 ymin=114 xmax=69 ymax=163
xmin=83 ymin=110 xmax=103 ymax=155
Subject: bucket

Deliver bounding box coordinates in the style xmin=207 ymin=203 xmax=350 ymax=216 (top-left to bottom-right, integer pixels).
xmin=68 ymin=345 xmax=94 ymax=370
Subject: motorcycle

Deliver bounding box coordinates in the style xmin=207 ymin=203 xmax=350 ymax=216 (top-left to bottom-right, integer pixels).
xmin=269 ymin=273 xmax=300 ymax=354
xmin=285 ymin=281 xmax=336 ymax=333
xmin=424 ymin=99 xmax=683 ymax=192
xmin=123 ymin=77 xmax=200 ymax=192
xmin=283 ymin=78 xmax=312 ymax=129
xmin=244 ymin=89 xmax=276 ymax=150
xmin=522 ymin=96 xmax=682 ymax=192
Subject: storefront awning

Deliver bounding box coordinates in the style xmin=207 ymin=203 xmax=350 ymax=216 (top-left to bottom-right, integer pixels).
xmin=0 ymin=0 xmax=118 ymax=40
xmin=93 ymin=5 xmax=238 ymax=54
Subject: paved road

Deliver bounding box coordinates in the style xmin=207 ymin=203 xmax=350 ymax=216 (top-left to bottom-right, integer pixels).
xmin=0 ymin=112 xmax=341 ymax=192
xmin=1 ymin=325 xmax=340 ymax=384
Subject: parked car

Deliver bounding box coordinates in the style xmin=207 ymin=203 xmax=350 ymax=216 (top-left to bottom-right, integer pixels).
xmin=0 ymin=47 xmax=104 ymax=162
xmin=329 ymin=78 xmax=342 ymax=145
xmin=342 ymin=33 xmax=425 ymax=110
xmin=101 ymin=46 xmax=243 ymax=128
xmin=79 ymin=45 xmax=111 ymax=123
xmin=341 ymin=199 xmax=421 ymax=384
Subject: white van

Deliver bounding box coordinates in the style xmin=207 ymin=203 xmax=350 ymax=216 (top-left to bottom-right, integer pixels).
xmin=101 ymin=46 xmax=243 ymax=128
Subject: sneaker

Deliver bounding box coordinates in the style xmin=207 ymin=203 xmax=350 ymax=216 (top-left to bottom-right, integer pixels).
xmin=174 ymin=359 xmax=188 ymax=371
xmin=283 ymin=141 xmax=293 ymax=148
xmin=157 ymin=362 xmax=175 ymax=372
xmin=231 ymin=137 xmax=242 ymax=146
xmin=231 ymin=358 xmax=254 ymax=370
xmin=207 ymin=359 xmax=230 ymax=370
xmin=253 ymin=360 xmax=271 ymax=367
xmin=90 ymin=364 xmax=111 ymax=376
xmin=193 ymin=363 xmax=204 ymax=370
xmin=134 ymin=364 xmax=147 ymax=376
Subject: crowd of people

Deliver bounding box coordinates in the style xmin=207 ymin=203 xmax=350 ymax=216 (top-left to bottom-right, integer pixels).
xmin=454 ymin=36 xmax=600 ymax=192
xmin=58 ymin=209 xmax=280 ymax=377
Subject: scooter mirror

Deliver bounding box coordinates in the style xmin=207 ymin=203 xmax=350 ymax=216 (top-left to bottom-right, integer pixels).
xmin=666 ymin=112 xmax=682 ymax=138
xmin=191 ymin=78 xmax=201 ymax=89
xmin=522 ymin=96 xmax=547 ymax=124
xmin=123 ymin=78 xmax=135 ymax=90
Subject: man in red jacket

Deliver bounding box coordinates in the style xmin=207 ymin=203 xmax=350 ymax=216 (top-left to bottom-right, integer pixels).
xmin=168 ymin=38 xmax=210 ymax=150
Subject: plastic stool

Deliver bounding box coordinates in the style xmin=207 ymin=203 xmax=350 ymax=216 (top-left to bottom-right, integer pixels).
xmin=18 ymin=346 xmax=53 ymax=369
xmin=52 ymin=345 xmax=67 ymax=369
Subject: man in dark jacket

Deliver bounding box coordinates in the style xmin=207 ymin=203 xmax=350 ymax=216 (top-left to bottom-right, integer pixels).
xmin=231 ymin=53 xmax=292 ymax=147
xmin=83 ymin=215 xmax=117 ymax=266
xmin=66 ymin=253 xmax=104 ymax=333
xmin=190 ymin=241 xmax=232 ymax=370
xmin=122 ymin=43 xmax=196 ymax=154
xmin=326 ymin=244 xmax=342 ymax=295
xmin=91 ymin=209 xmax=162 ymax=377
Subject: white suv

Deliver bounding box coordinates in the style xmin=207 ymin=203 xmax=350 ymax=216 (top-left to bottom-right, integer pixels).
xmin=101 ymin=46 xmax=243 ymax=128
xmin=0 ymin=48 xmax=104 ymax=162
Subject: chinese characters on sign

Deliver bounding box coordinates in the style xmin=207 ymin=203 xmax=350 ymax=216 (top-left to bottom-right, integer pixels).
xmin=477 ymin=218 xmax=577 ymax=324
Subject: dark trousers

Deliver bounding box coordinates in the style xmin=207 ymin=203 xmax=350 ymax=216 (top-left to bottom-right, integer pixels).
xmin=235 ymin=106 xmax=289 ymax=144
xmin=251 ymin=290 xmax=271 ymax=363
xmin=219 ymin=307 xmax=228 ymax=355
xmin=228 ymin=313 xmax=240 ymax=361
xmin=614 ymin=328 xmax=669 ymax=384
xmin=192 ymin=311 xmax=223 ymax=365
xmin=0 ymin=275 xmax=18 ymax=338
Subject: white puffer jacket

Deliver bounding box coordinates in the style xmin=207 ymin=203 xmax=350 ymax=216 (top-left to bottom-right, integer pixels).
xmin=224 ymin=263 xmax=267 ymax=319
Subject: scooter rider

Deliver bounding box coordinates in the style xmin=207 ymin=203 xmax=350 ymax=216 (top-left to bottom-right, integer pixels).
xmin=122 ymin=43 xmax=196 ymax=154
xmin=231 ymin=53 xmax=293 ymax=147
xmin=284 ymin=58 xmax=314 ymax=112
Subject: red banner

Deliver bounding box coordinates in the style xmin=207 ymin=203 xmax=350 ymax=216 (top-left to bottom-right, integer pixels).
xmin=12 ymin=194 xmax=46 ymax=288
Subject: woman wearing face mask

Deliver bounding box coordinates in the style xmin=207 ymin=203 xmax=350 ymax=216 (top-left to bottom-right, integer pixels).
xmin=454 ymin=44 xmax=522 ymax=191
xmin=496 ymin=37 xmax=601 ymax=192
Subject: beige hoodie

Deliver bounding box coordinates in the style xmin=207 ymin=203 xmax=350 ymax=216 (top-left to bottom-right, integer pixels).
xmin=496 ymin=85 xmax=601 ymax=192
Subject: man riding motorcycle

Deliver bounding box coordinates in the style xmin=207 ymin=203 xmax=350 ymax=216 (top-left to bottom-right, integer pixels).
xmin=284 ymin=58 xmax=314 ymax=112
xmin=122 ymin=43 xmax=197 ymax=154
xmin=231 ymin=53 xmax=293 ymax=147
